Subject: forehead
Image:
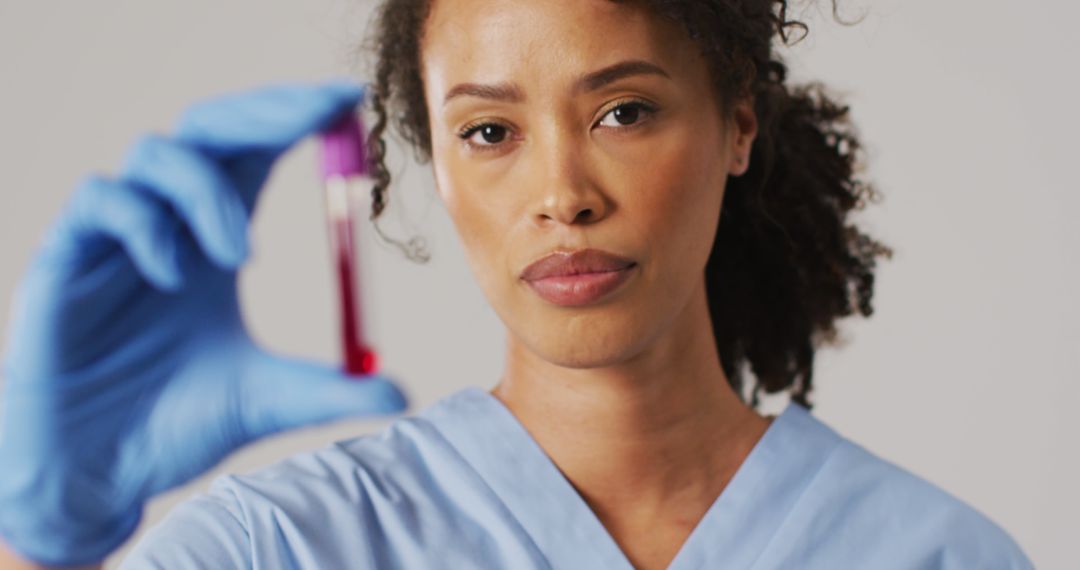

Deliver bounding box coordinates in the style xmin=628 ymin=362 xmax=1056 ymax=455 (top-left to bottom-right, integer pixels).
xmin=421 ymin=0 xmax=697 ymax=92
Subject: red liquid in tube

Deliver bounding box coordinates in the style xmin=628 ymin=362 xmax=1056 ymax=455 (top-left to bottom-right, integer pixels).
xmin=320 ymin=112 xmax=379 ymax=377
xmin=332 ymin=213 xmax=377 ymax=375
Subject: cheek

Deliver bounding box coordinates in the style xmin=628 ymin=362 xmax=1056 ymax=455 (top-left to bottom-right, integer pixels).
xmin=623 ymin=124 xmax=727 ymax=274
xmin=433 ymin=157 xmax=517 ymax=300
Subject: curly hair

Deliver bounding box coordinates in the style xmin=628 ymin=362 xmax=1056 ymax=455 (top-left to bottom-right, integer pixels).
xmin=358 ymin=0 xmax=893 ymax=411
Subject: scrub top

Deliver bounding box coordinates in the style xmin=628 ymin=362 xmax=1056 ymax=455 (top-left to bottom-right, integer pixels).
xmin=119 ymin=386 xmax=1033 ymax=569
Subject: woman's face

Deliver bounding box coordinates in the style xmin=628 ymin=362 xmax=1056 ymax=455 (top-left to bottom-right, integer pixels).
xmin=421 ymin=0 xmax=755 ymax=368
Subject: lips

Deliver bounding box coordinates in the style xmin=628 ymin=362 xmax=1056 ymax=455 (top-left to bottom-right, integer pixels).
xmin=520 ymin=249 xmax=637 ymax=306
xmin=520 ymin=249 xmax=635 ymax=281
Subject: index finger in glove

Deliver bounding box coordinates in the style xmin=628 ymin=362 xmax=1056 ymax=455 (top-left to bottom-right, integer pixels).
xmin=174 ymin=81 xmax=367 ymax=159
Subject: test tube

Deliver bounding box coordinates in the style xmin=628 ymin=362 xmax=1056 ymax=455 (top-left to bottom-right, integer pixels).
xmin=318 ymin=111 xmax=379 ymax=376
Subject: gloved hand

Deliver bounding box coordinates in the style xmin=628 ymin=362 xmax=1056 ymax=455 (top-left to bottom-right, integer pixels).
xmin=0 ymin=82 xmax=409 ymax=567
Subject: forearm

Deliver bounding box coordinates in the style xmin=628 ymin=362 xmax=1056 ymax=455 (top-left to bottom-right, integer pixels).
xmin=0 ymin=541 xmax=101 ymax=570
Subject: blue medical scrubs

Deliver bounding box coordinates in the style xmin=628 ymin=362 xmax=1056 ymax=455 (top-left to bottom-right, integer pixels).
xmin=119 ymin=386 xmax=1033 ymax=569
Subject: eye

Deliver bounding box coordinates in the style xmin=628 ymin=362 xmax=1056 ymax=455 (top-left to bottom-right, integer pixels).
xmin=458 ymin=122 xmax=511 ymax=151
xmin=596 ymin=99 xmax=657 ymax=129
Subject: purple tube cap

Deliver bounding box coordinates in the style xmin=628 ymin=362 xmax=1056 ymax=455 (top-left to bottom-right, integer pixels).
xmin=319 ymin=112 xmax=369 ymax=180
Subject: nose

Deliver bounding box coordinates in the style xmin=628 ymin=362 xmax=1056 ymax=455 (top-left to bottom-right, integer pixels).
xmin=532 ymin=130 xmax=607 ymax=227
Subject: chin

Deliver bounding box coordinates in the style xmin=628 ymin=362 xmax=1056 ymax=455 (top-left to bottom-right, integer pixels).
xmin=518 ymin=315 xmax=656 ymax=370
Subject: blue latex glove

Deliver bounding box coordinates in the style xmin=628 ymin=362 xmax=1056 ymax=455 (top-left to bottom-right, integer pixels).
xmin=0 ymin=82 xmax=409 ymax=566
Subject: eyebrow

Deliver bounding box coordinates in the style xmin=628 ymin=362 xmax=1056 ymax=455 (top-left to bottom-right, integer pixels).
xmin=442 ymin=59 xmax=670 ymax=107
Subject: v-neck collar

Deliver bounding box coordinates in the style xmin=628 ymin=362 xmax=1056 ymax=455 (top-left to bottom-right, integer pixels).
xmin=420 ymin=386 xmax=843 ymax=570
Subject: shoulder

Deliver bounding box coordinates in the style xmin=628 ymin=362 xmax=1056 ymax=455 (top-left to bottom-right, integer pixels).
xmin=118 ymin=409 xmax=466 ymax=568
xmin=117 ymin=477 xmax=251 ymax=568
xmin=783 ymin=406 xmax=1033 ymax=569
xmin=215 ymin=410 xmax=454 ymax=505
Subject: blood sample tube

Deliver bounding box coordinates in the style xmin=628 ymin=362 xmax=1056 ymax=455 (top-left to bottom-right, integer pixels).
xmin=318 ymin=111 xmax=379 ymax=376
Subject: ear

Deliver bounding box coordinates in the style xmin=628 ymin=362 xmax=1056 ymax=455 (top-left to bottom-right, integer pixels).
xmin=727 ymin=99 xmax=758 ymax=177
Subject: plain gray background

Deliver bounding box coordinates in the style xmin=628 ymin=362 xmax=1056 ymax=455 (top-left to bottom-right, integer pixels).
xmin=0 ymin=0 xmax=1076 ymax=567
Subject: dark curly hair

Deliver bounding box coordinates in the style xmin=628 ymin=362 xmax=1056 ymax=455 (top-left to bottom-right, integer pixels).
xmin=358 ymin=0 xmax=893 ymax=411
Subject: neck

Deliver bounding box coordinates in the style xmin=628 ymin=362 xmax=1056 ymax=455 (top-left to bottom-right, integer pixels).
xmin=490 ymin=279 xmax=771 ymax=528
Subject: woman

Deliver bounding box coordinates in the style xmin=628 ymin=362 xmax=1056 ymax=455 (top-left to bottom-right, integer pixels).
xmin=0 ymin=0 xmax=1033 ymax=568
